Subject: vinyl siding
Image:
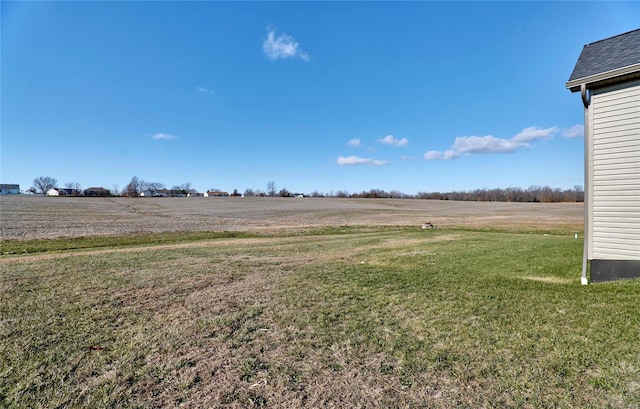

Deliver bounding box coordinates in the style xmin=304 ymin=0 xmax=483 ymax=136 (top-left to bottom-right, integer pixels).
xmin=590 ymin=79 xmax=640 ymax=260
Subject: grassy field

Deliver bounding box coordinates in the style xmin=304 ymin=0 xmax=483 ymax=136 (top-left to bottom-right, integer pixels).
xmin=2 ymin=220 xmax=639 ymax=408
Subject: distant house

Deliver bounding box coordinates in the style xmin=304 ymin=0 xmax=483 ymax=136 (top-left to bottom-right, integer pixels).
xmin=566 ymin=28 xmax=640 ymax=283
xmin=205 ymin=190 xmax=229 ymax=197
xmin=0 ymin=184 xmax=20 ymax=195
xmin=58 ymin=188 xmax=80 ymax=196
xmin=46 ymin=188 xmax=60 ymax=196
xmin=141 ymin=189 xmax=185 ymax=197
xmin=159 ymin=189 xmax=186 ymax=197
xmin=83 ymin=187 xmax=111 ymax=197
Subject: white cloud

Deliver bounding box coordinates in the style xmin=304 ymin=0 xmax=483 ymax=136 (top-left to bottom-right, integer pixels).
xmin=336 ymin=155 xmax=388 ymax=166
xmin=443 ymin=150 xmax=459 ymax=159
xmin=401 ymin=155 xmax=416 ymax=161
xmin=562 ymin=125 xmax=584 ymax=138
xmin=346 ymin=138 xmax=361 ymax=147
xmin=424 ymin=150 xmax=444 ymax=160
xmin=423 ymin=125 xmax=571 ymax=161
xmin=196 ymin=86 xmax=215 ymax=95
xmin=150 ymin=133 xmax=177 ymax=141
xmin=511 ymin=126 xmax=558 ymax=143
xmin=263 ymin=26 xmax=310 ymax=61
xmin=453 ymin=135 xmax=524 ymax=154
xmin=424 ymin=150 xmax=459 ymax=160
xmin=379 ymin=134 xmax=409 ymax=147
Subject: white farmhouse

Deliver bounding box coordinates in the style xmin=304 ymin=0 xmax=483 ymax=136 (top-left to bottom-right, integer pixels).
xmin=567 ymin=29 xmax=640 ymax=282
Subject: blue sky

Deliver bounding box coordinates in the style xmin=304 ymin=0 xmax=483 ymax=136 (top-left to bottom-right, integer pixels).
xmin=2 ymin=1 xmax=639 ymax=195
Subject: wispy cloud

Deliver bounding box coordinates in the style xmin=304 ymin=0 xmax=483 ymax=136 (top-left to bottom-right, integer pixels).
xmin=150 ymin=132 xmax=177 ymax=141
xmin=424 ymin=150 xmax=459 ymax=160
xmin=453 ymin=135 xmax=525 ymax=154
xmin=263 ymin=26 xmax=310 ymax=61
xmin=511 ymin=126 xmax=558 ymax=143
xmin=196 ymin=86 xmax=215 ymax=95
xmin=346 ymin=138 xmax=361 ymax=147
xmin=336 ymin=155 xmax=388 ymax=166
xmin=379 ymin=134 xmax=409 ymax=147
xmin=424 ymin=125 xmax=569 ymax=160
xmin=562 ymin=124 xmax=584 ymax=138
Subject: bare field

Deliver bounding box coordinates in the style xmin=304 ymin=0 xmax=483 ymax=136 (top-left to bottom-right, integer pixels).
xmin=0 ymin=196 xmax=583 ymax=240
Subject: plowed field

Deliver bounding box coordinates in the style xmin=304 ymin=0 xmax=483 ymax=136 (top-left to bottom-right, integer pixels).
xmin=0 ymin=196 xmax=583 ymax=240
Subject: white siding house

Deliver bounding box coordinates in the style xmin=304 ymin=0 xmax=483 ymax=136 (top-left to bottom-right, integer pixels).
xmin=567 ymin=29 xmax=640 ymax=282
xmin=590 ymin=80 xmax=640 ymax=261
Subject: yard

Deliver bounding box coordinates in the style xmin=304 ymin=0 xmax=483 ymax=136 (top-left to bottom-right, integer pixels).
xmin=1 ymin=197 xmax=638 ymax=407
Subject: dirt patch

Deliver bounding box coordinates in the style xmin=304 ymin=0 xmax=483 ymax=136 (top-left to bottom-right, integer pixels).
xmin=519 ymin=276 xmax=576 ymax=284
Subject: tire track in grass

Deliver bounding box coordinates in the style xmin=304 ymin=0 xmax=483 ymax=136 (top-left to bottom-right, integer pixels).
xmin=0 ymin=232 xmax=385 ymax=265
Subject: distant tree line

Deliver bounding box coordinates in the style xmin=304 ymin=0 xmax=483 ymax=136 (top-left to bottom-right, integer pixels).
xmin=245 ymin=184 xmax=584 ymax=202
xmin=27 ymin=176 xmax=584 ymax=203
xmin=415 ymin=185 xmax=585 ymax=203
xmin=294 ymin=185 xmax=584 ymax=203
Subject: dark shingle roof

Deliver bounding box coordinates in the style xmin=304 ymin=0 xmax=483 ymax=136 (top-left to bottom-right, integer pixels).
xmin=568 ymin=28 xmax=640 ymax=84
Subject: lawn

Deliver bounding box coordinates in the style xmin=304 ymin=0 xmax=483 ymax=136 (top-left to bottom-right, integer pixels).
xmin=1 ymin=226 xmax=638 ymax=408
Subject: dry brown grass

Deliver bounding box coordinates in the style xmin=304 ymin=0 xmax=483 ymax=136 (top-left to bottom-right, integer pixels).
xmin=8 ymin=198 xmax=632 ymax=409
xmin=3 ymin=227 xmax=638 ymax=408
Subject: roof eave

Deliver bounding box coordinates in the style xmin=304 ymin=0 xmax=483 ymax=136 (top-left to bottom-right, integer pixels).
xmin=566 ymin=63 xmax=640 ymax=92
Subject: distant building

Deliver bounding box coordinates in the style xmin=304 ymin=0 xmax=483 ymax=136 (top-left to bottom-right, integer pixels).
xmin=566 ymin=28 xmax=640 ymax=283
xmin=205 ymin=190 xmax=229 ymax=197
xmin=158 ymin=189 xmax=186 ymax=197
xmin=141 ymin=189 xmax=186 ymax=197
xmin=0 ymin=184 xmax=20 ymax=195
xmin=59 ymin=188 xmax=80 ymax=196
xmin=83 ymin=187 xmax=111 ymax=197
xmin=46 ymin=188 xmax=60 ymax=196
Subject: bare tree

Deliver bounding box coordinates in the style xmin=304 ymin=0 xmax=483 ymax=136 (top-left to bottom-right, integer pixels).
xmin=244 ymin=188 xmax=255 ymax=197
xmin=64 ymin=182 xmax=82 ymax=195
xmin=572 ymin=185 xmax=584 ymax=202
xmin=123 ymin=176 xmax=144 ymax=197
xmin=33 ymin=176 xmax=57 ymax=195
xmin=180 ymin=182 xmax=192 ymax=194
xmin=111 ymin=184 xmax=120 ymax=197
xmin=143 ymin=181 xmax=165 ymax=196
xmin=415 ymin=185 xmax=584 ymax=203
xmin=267 ymin=181 xmax=277 ymax=197
xmin=278 ymin=188 xmax=291 ymax=197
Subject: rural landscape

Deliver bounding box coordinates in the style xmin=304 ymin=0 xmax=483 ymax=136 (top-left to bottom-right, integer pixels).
xmin=4 ymin=1 xmax=639 ymax=407
xmin=1 ymin=196 xmax=639 ymax=408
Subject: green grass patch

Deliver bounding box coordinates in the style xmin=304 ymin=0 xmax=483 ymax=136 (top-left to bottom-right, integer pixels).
xmin=0 ymin=231 xmax=256 ymax=255
xmin=1 ymin=227 xmax=638 ymax=408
